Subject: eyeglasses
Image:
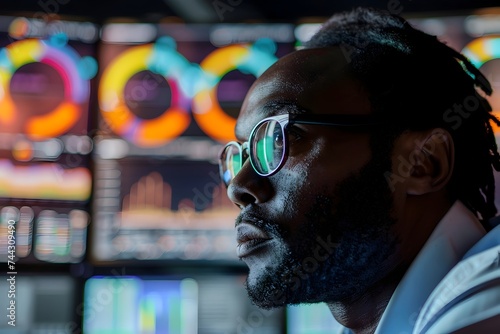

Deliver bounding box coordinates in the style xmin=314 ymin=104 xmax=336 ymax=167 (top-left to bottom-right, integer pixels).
xmin=219 ymin=113 xmax=385 ymax=187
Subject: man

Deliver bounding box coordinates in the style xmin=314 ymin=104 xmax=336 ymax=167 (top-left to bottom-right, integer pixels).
xmin=219 ymin=7 xmax=500 ymax=334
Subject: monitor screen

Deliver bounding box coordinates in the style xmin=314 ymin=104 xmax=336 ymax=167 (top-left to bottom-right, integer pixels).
xmin=0 ymin=16 xmax=98 ymax=263
xmin=83 ymin=274 xmax=284 ymax=334
xmin=287 ymin=303 xmax=342 ymax=334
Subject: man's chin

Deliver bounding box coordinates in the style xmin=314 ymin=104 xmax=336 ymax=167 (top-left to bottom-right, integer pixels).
xmin=244 ymin=263 xmax=322 ymax=309
xmin=245 ymin=276 xmax=289 ymax=309
xmin=243 ymin=253 xmax=374 ymax=309
xmin=245 ymin=274 xmax=332 ymax=309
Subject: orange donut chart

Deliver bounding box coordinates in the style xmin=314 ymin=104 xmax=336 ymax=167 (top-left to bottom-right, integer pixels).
xmin=99 ymin=43 xmax=190 ymax=147
xmin=192 ymin=40 xmax=278 ymax=142
xmin=0 ymin=36 xmax=94 ymax=140
xmin=461 ymin=36 xmax=500 ymax=133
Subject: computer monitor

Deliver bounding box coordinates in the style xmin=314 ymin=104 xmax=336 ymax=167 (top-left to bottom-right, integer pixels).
xmin=83 ymin=274 xmax=284 ymax=334
xmin=0 ymin=15 xmax=98 ymax=264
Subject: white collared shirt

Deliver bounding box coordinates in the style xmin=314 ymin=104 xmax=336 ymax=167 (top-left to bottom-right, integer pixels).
xmin=374 ymin=201 xmax=487 ymax=333
xmin=335 ymin=201 xmax=500 ymax=334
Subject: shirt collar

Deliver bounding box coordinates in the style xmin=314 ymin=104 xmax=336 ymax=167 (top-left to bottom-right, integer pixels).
xmin=374 ymin=200 xmax=486 ymax=333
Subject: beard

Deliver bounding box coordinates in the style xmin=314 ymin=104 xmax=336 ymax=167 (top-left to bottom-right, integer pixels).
xmin=245 ymin=148 xmax=400 ymax=309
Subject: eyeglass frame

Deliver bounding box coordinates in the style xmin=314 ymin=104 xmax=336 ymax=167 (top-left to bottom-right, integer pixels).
xmin=219 ymin=112 xmax=386 ymax=187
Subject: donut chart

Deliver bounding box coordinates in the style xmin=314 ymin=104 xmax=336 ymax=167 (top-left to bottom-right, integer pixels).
xmin=99 ymin=39 xmax=191 ymax=147
xmin=461 ymin=36 xmax=500 ymax=70
xmin=0 ymin=34 xmax=96 ymax=140
xmin=461 ymin=36 xmax=500 ymax=132
xmin=192 ymin=39 xmax=278 ymax=142
xmin=99 ymin=38 xmax=278 ymax=146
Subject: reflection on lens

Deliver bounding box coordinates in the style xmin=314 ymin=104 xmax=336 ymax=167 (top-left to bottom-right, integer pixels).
xmin=252 ymin=120 xmax=284 ymax=175
xmin=221 ymin=143 xmax=241 ymax=186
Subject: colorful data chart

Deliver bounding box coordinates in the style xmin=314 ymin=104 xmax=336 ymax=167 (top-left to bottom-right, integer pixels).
xmin=34 ymin=209 xmax=88 ymax=263
xmin=99 ymin=37 xmax=278 ymax=147
xmin=83 ymin=277 xmax=198 ymax=334
xmin=0 ymin=33 xmax=97 ymax=139
xmin=0 ymin=206 xmax=33 ymax=261
xmin=0 ymin=159 xmax=92 ymax=201
xmin=462 ymin=35 xmax=500 ymax=131
xmin=462 ymin=36 xmax=500 ymax=71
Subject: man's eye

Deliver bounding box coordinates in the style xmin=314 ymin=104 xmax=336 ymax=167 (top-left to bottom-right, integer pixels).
xmin=273 ymin=128 xmax=284 ymax=148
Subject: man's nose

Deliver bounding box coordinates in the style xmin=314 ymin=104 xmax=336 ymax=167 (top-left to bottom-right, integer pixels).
xmin=227 ymin=160 xmax=273 ymax=208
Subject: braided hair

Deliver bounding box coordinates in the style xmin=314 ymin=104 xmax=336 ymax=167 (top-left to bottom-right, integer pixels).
xmin=305 ymin=7 xmax=500 ymax=225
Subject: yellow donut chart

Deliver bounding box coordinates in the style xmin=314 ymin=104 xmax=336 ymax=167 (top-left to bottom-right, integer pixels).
xmin=193 ymin=40 xmax=278 ymax=142
xmin=99 ymin=45 xmax=190 ymax=147
xmin=192 ymin=45 xmax=248 ymax=142
xmin=0 ymin=36 xmax=93 ymax=140
xmin=0 ymin=40 xmax=42 ymax=126
xmin=462 ymin=35 xmax=500 ymax=69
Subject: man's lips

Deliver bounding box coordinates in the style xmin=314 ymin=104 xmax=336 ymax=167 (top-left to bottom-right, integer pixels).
xmin=236 ymin=222 xmax=272 ymax=258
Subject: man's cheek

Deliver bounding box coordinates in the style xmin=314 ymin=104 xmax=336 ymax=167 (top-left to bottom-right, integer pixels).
xmin=272 ymin=169 xmax=308 ymax=214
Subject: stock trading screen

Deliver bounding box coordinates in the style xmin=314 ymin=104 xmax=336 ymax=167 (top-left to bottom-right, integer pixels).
xmin=0 ymin=16 xmax=98 ymax=264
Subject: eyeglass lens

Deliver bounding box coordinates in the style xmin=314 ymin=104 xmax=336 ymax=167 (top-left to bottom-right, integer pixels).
xmin=220 ymin=119 xmax=286 ymax=186
xmin=251 ymin=119 xmax=285 ymax=175
xmin=221 ymin=143 xmax=243 ymax=186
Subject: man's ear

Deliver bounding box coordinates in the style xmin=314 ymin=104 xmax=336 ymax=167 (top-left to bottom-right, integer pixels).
xmin=403 ymin=129 xmax=455 ymax=195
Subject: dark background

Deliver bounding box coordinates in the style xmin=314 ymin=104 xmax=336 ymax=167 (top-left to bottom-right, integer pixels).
xmin=1 ymin=0 xmax=500 ymax=23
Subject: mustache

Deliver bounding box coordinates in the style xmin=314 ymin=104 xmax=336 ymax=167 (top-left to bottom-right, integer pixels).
xmin=235 ymin=206 xmax=282 ymax=237
xmin=235 ymin=211 xmax=266 ymax=228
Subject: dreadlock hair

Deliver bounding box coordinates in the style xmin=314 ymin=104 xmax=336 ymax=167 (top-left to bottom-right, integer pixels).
xmin=305 ymin=7 xmax=500 ymax=227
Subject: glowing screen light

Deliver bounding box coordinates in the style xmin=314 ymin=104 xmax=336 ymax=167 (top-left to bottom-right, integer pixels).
xmin=98 ymin=37 xmax=278 ymax=147
xmin=287 ymin=303 xmax=343 ymax=334
xmin=0 ymin=160 xmax=91 ymax=201
xmin=192 ymin=38 xmax=277 ymax=142
xmin=461 ymin=36 xmax=500 ymax=132
xmin=99 ymin=37 xmax=192 ymax=148
xmin=461 ymin=36 xmax=500 ymax=69
xmin=0 ymin=24 xmax=97 ymax=265
xmin=83 ymin=277 xmax=198 ymax=334
xmin=0 ymin=33 xmax=97 ymax=140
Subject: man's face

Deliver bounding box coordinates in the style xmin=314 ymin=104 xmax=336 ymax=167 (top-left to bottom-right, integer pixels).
xmin=227 ymin=47 xmax=401 ymax=308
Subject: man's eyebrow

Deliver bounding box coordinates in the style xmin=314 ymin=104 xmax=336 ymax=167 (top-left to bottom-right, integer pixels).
xmin=261 ymin=101 xmax=309 ymax=115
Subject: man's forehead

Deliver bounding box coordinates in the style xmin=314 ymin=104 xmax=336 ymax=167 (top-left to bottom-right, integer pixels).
xmin=256 ymin=47 xmax=352 ymax=87
xmin=235 ymin=47 xmax=368 ymax=140
xmin=271 ymin=46 xmax=351 ymax=70
xmin=235 ymin=99 xmax=304 ymax=139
